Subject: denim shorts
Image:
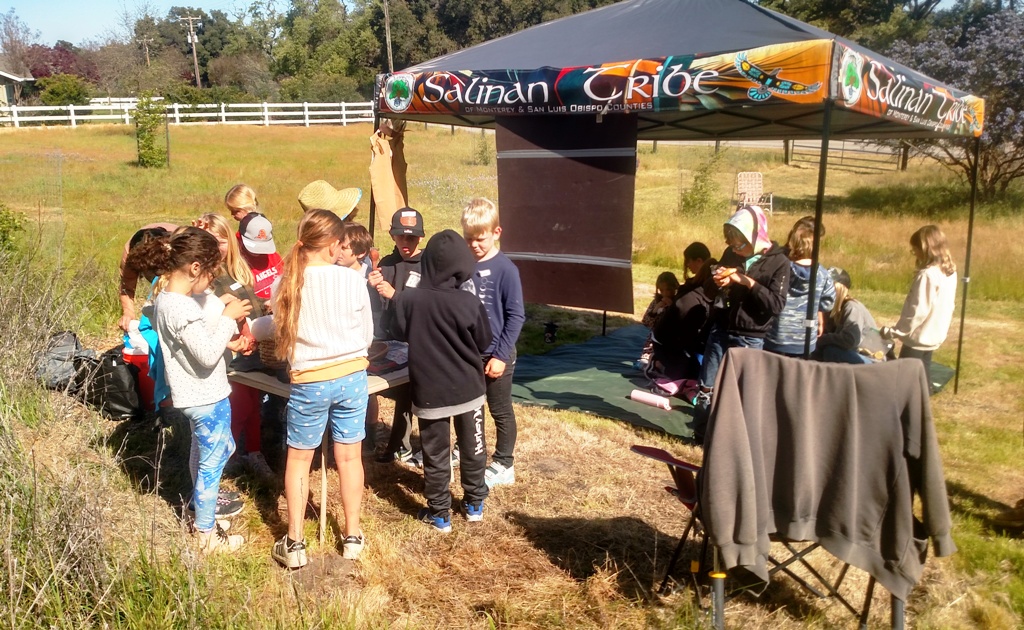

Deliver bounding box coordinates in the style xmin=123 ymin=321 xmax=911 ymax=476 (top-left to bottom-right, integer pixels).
xmin=287 ymin=371 xmax=368 ymax=449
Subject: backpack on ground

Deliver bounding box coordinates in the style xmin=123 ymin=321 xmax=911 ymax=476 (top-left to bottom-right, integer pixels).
xmin=36 ymin=331 xmax=95 ymax=392
xmin=74 ymin=346 xmax=142 ymax=421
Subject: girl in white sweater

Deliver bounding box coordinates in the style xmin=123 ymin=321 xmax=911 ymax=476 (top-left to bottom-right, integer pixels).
xmin=253 ymin=210 xmax=373 ymax=569
xmin=126 ymin=227 xmax=253 ymax=553
xmin=883 ymin=225 xmax=958 ymax=390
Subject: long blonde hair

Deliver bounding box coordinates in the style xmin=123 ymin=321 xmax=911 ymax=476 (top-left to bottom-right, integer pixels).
xmin=829 ymin=281 xmax=851 ymax=327
xmin=274 ymin=209 xmax=346 ymax=361
xmin=911 ymin=225 xmax=956 ymax=276
xmin=198 ymin=213 xmax=255 ymax=287
xmin=225 ymin=184 xmax=259 ymax=215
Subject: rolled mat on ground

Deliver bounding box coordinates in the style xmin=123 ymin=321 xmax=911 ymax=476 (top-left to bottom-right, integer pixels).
xmin=511 ymin=325 xmax=695 ymax=438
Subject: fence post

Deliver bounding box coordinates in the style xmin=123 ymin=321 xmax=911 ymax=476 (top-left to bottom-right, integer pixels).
xmin=220 ymin=103 xmax=226 ymax=123
xmin=303 ymin=102 xmax=309 ymax=127
xmin=263 ymin=102 xmax=269 ymax=126
xmin=69 ymin=104 xmax=76 ymax=128
xmin=341 ymin=102 xmax=347 ymax=126
xmin=900 ymin=142 xmax=910 ymax=171
xmin=123 ymin=104 xmax=131 ymax=125
xmin=12 ymin=104 xmax=19 ymax=128
xmin=784 ymin=140 xmax=792 ymax=165
xmin=173 ymin=103 xmax=180 ymax=124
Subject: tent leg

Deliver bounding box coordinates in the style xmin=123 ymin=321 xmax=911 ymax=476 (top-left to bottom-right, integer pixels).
xmin=804 ymin=101 xmax=833 ymax=358
xmin=954 ymin=137 xmax=980 ymax=394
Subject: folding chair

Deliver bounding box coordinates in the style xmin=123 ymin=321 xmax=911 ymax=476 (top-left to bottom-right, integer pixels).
xmin=630 ymin=445 xmax=708 ymax=594
xmin=734 ymin=171 xmax=773 ymax=214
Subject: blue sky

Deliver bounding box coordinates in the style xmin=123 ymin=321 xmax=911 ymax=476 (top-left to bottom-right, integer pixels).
xmin=4 ymin=0 xmax=246 ymax=46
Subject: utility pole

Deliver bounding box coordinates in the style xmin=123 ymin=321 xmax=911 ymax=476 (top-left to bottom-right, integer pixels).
xmin=382 ymin=0 xmax=394 ymax=73
xmin=138 ymin=37 xmax=154 ymax=67
xmin=178 ymin=14 xmax=203 ymax=88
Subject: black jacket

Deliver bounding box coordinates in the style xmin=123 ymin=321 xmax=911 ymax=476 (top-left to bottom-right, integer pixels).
xmin=376 ymin=247 xmax=422 ymax=339
xmin=711 ymin=243 xmax=791 ymax=338
xmin=393 ymin=230 xmax=493 ymax=417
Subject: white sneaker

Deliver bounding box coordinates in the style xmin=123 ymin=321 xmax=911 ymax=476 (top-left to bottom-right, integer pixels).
xmin=199 ymin=524 xmax=244 ymax=554
xmin=485 ymin=462 xmax=515 ymax=488
xmin=342 ymin=532 xmax=366 ymax=560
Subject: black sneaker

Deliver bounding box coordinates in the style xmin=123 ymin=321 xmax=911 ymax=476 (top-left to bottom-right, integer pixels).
xmin=188 ymin=495 xmax=245 ymax=519
xmin=375 ymin=446 xmax=413 ymax=464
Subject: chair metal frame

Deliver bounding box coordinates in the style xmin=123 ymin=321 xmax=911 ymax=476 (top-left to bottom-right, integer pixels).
xmin=632 ymin=444 xmax=905 ymax=629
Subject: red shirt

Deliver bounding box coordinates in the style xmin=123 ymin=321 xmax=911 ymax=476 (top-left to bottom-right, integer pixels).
xmin=242 ymin=249 xmax=283 ymax=301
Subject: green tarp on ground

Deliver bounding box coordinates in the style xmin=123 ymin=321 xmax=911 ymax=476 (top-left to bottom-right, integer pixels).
xmin=511 ymin=325 xmax=695 ymax=438
xmin=510 ymin=324 xmax=956 ymax=439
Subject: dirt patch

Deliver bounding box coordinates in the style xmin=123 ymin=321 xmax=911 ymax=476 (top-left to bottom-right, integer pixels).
xmin=284 ymin=553 xmax=360 ymax=595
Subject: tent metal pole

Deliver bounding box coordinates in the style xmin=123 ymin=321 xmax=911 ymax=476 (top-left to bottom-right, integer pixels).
xmin=803 ymin=100 xmax=833 ymax=358
xmin=953 ymin=137 xmax=981 ymax=394
xmin=369 ymin=112 xmax=381 ymax=239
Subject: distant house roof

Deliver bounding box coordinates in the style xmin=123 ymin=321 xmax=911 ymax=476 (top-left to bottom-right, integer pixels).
xmin=0 ymin=56 xmax=33 ymax=82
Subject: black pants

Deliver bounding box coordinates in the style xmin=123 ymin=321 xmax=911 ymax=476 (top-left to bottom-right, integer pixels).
xmin=419 ymin=406 xmax=488 ymax=517
xmin=899 ymin=346 xmax=934 ymax=392
xmin=484 ymin=350 xmax=517 ymax=468
xmin=384 ymin=383 xmax=413 ymax=454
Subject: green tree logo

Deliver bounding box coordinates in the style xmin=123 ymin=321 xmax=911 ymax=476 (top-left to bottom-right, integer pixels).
xmin=385 ymin=74 xmax=415 ymax=112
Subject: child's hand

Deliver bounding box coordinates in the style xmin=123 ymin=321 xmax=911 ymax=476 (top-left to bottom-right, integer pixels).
xmin=191 ymin=217 xmax=210 ymax=230
xmin=713 ymin=267 xmax=738 ymax=287
xmin=227 ymin=335 xmax=249 ymax=353
xmin=223 ymin=298 xmax=252 ymax=321
xmin=368 ymin=269 xmax=384 ymax=287
xmin=375 ymin=280 xmax=396 ymax=300
xmin=219 ymin=293 xmax=238 ymax=305
xmin=485 ymin=357 xmax=506 ymax=379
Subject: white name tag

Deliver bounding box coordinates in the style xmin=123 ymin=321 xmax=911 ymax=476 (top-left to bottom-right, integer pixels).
xmin=479 ymin=269 xmax=491 ymax=278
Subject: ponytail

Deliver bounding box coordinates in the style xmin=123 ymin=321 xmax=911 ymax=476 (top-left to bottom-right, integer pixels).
xmin=125 ymin=227 xmax=222 ymax=295
xmin=273 ymin=209 xmax=346 ymax=361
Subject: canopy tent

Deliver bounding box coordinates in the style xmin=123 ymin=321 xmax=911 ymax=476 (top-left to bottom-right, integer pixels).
xmin=373 ymin=0 xmax=984 ymax=389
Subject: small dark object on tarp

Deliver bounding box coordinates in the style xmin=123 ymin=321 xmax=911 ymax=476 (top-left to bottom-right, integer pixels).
xmin=544 ymin=322 xmax=559 ymax=344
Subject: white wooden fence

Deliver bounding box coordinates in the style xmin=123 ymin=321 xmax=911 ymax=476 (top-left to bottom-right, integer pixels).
xmin=0 ymin=101 xmax=374 ymax=128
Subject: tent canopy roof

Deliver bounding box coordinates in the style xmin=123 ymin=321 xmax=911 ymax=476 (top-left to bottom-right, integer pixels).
xmin=377 ymin=0 xmax=983 ymax=141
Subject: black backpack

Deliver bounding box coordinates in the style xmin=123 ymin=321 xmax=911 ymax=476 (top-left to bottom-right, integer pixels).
xmin=73 ymin=346 xmax=142 ymax=421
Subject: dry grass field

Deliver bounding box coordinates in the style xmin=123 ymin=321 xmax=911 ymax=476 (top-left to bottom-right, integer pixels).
xmin=1 ymin=123 xmax=1022 ymax=629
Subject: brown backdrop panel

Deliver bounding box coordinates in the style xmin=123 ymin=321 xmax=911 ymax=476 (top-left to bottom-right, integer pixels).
xmin=496 ymin=115 xmax=637 ymax=313
xmin=510 ymin=258 xmax=634 ymax=314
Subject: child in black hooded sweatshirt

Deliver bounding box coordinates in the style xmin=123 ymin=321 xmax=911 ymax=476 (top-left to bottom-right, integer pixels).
xmin=393 ymin=229 xmax=493 ymax=533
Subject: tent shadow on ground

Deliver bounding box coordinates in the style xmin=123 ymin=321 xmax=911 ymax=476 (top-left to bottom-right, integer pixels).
xmin=505 ymin=510 xmax=676 ymax=601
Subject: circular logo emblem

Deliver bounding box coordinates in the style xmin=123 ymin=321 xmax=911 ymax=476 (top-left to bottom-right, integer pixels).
xmin=384 ymin=73 xmax=415 ymax=113
xmin=840 ymin=49 xmax=864 ymax=107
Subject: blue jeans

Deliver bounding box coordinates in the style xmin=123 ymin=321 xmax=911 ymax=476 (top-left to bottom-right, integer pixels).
xmin=287 ymin=371 xmax=369 ymax=449
xmin=181 ymin=397 xmax=234 ymax=532
xmin=699 ymin=325 xmax=765 ymax=390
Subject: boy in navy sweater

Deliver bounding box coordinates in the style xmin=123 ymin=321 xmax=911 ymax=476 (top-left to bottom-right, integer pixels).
xmin=462 ymin=198 xmax=525 ymax=487
xmin=393 ymin=230 xmax=493 ymax=532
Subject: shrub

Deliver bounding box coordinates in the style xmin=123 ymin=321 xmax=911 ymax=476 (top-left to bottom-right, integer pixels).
xmin=133 ymin=93 xmax=166 ymax=168
xmin=678 ymin=149 xmax=726 ymax=217
xmin=472 ymin=130 xmax=493 ymax=166
xmin=36 ymin=73 xmax=92 ymax=106
xmin=0 ymin=202 xmax=25 ymax=252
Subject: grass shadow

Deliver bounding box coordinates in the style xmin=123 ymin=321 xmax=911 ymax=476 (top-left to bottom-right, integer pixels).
xmin=101 ymin=410 xmax=195 ymax=509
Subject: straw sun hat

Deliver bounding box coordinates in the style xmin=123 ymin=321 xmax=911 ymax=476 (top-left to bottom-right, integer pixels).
xmin=297 ymin=181 xmax=362 ymax=219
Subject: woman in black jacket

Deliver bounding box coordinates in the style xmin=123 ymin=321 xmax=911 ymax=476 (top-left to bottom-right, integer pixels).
xmin=692 ymin=205 xmax=791 ymax=440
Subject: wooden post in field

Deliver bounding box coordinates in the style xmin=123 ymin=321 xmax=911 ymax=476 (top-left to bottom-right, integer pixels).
xmin=341 ymin=102 xmax=348 ymax=126
xmin=173 ymin=103 xmax=180 ymax=125
xmin=262 ymin=102 xmax=269 ymax=127
xmin=900 ymin=143 xmax=910 ymax=171
xmin=652 ymin=140 xmax=658 ymax=153
xmin=303 ymin=102 xmax=309 ymax=127
xmin=12 ymin=105 xmax=19 ymax=128
xmin=784 ymin=140 xmax=792 ymax=165
xmin=69 ymin=104 xmax=76 ymax=128
xmin=220 ymin=103 xmax=226 ymax=124
xmin=123 ymin=104 xmax=131 ymax=125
